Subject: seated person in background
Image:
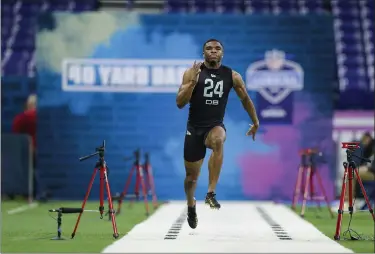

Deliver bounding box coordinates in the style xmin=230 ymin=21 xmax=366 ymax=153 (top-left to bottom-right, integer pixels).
xmin=11 ymin=94 xmax=48 ymax=201
xmin=359 ymin=132 xmax=374 ymax=165
xmin=350 ymin=149 xmax=375 ymax=204
xmin=12 ymin=94 xmax=37 ymax=150
xmin=354 ymin=132 xmax=375 ymax=185
xmin=355 ymin=148 xmax=375 ymax=183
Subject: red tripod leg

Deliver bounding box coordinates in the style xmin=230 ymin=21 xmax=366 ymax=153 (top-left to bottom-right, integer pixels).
xmin=292 ymin=165 xmax=304 ymax=210
xmin=71 ymin=168 xmax=98 ymax=239
xmin=301 ymin=166 xmax=312 ymax=217
xmin=144 ymin=165 xmax=151 ymax=197
xmin=135 ymin=167 xmax=141 ymax=199
xmin=138 ymin=164 xmax=150 ymax=216
xmin=315 ymin=168 xmax=334 ymax=218
xmin=353 ymin=168 xmax=375 ymax=221
xmin=334 ymin=163 xmax=349 ymax=240
xmin=99 ymin=166 xmax=105 ymax=218
xmin=129 ymin=166 xmax=140 ymax=208
xmin=310 ymin=168 xmax=319 ymax=209
xmin=117 ymin=165 xmax=135 ymax=214
xmin=348 ymin=166 xmax=354 ymax=215
xmin=103 ymin=166 xmax=119 ymax=239
xmin=147 ymin=164 xmax=158 ymax=209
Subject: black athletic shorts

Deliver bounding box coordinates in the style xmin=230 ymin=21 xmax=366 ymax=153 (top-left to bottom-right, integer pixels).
xmin=184 ymin=122 xmax=226 ymax=162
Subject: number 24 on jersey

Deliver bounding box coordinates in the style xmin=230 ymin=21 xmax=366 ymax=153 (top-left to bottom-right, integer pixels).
xmin=203 ymin=78 xmax=223 ymax=105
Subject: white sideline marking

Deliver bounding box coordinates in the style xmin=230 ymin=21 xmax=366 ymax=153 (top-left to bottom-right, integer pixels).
xmin=102 ymin=201 xmax=353 ymax=253
xmin=7 ymin=202 xmax=39 ymax=215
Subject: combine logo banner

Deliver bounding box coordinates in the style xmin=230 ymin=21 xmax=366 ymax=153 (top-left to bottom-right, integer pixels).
xmin=246 ymin=49 xmax=304 ymax=124
xmin=61 ymin=58 xmax=197 ymax=93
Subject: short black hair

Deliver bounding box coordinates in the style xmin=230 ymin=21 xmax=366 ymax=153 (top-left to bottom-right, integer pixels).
xmin=363 ymin=132 xmax=373 ymax=139
xmin=203 ymin=38 xmax=223 ymax=51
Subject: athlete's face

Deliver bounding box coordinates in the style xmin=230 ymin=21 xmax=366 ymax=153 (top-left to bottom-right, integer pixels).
xmin=203 ymin=41 xmax=223 ymax=65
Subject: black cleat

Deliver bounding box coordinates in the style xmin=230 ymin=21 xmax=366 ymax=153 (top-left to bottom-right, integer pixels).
xmin=187 ymin=200 xmax=198 ymax=229
xmin=205 ymin=192 xmax=221 ymax=209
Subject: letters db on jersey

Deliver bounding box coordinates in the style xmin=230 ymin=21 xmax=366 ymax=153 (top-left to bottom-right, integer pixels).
xmin=61 ymin=58 xmax=200 ymax=93
xmin=245 ymin=49 xmax=304 ymax=125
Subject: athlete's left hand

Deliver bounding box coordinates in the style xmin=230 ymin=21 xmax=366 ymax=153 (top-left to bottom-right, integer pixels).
xmin=246 ymin=123 xmax=259 ymax=141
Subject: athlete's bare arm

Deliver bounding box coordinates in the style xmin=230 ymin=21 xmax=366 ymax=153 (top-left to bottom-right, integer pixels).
xmin=176 ymin=62 xmax=202 ymax=109
xmin=232 ymin=70 xmax=259 ymax=127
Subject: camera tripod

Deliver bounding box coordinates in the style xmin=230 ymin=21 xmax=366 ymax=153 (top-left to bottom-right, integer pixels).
xmin=334 ymin=142 xmax=375 ymax=240
xmin=111 ymin=149 xmax=158 ymax=217
xmin=143 ymin=152 xmax=158 ymax=209
xmin=71 ymin=140 xmax=119 ymax=239
xmin=292 ymin=148 xmax=334 ymax=218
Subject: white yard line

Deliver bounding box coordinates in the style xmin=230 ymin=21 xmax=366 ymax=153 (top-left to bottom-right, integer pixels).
xmin=6 ymin=202 xmax=39 ymax=215
xmin=102 ymin=201 xmax=353 ymax=253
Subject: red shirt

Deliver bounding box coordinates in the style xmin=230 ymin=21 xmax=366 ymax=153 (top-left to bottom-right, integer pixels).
xmin=12 ymin=108 xmax=37 ymax=148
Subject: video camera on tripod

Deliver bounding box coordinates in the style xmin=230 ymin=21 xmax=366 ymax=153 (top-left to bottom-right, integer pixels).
xmin=292 ymin=148 xmax=334 ymax=218
xmin=334 ymin=142 xmax=374 ymax=241
xmin=343 ymin=142 xmax=371 ymax=167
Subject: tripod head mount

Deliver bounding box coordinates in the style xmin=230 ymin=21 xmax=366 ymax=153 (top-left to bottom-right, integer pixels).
xmin=342 ymin=142 xmax=372 ymax=168
xmin=299 ymin=148 xmax=320 ymax=156
xmin=123 ymin=148 xmax=141 ymax=162
xmin=79 ymin=140 xmax=106 ymax=162
xmin=299 ymin=148 xmax=326 ymax=166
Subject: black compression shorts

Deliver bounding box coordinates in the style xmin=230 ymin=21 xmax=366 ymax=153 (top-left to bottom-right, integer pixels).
xmin=183 ymin=122 xmax=226 ymax=162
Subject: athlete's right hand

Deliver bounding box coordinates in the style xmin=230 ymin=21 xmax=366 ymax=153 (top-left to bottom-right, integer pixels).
xmin=190 ymin=61 xmax=202 ymax=83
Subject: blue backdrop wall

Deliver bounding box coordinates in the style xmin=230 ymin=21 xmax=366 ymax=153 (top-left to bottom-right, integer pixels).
xmin=36 ymin=12 xmax=336 ymax=201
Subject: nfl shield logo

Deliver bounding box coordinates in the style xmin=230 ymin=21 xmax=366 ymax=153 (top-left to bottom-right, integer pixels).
xmin=245 ymin=49 xmax=304 ymax=105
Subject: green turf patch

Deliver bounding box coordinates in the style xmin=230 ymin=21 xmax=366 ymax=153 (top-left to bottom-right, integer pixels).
xmin=292 ymin=206 xmax=375 ymax=253
xmin=1 ymin=200 xmax=160 ymax=253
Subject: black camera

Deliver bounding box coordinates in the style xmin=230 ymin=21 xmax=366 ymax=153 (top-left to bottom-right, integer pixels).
xmin=300 ymin=148 xmax=327 ymax=165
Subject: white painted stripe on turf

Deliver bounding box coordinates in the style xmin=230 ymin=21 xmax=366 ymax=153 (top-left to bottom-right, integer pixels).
xmin=258 ymin=203 xmax=353 ymax=252
xmin=177 ymin=202 xmax=280 ymax=242
xmin=102 ymin=201 xmax=354 ymax=253
xmin=7 ymin=202 xmax=39 ymax=215
xmin=117 ymin=203 xmax=185 ymax=241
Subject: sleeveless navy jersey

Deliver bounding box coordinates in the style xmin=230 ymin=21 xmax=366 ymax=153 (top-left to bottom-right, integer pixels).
xmin=187 ymin=64 xmax=234 ymax=127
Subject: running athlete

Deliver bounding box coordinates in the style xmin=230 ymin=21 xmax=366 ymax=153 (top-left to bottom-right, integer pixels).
xmin=176 ymin=39 xmax=260 ymax=229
